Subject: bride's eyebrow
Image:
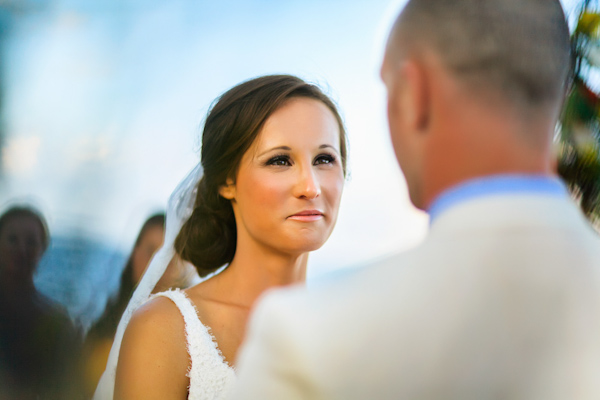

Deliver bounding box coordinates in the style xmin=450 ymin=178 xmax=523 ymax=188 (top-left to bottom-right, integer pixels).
xmin=256 ymin=144 xmax=339 ymax=158
xmin=320 ymin=144 xmax=340 ymax=155
xmin=257 ymin=146 xmax=291 ymax=158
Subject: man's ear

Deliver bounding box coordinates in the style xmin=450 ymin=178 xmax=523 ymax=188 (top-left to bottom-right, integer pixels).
xmin=398 ymin=59 xmax=430 ymax=134
xmin=219 ymin=178 xmax=236 ymax=200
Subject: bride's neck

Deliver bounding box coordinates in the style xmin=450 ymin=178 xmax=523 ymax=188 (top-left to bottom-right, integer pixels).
xmin=209 ymin=243 xmax=308 ymax=308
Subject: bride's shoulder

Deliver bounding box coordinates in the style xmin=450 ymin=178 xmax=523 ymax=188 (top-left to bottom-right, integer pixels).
xmin=117 ymin=296 xmax=190 ymax=398
xmin=125 ymin=294 xmax=186 ymax=343
xmin=119 ymin=293 xmax=188 ymax=371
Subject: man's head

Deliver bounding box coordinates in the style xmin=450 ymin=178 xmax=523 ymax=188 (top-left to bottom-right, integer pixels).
xmin=0 ymin=206 xmax=49 ymax=285
xmin=381 ymin=0 xmax=571 ymax=209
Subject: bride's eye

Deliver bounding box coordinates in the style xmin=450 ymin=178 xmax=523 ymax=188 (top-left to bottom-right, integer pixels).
xmin=266 ymin=154 xmax=292 ymax=166
xmin=314 ymin=153 xmax=336 ymax=166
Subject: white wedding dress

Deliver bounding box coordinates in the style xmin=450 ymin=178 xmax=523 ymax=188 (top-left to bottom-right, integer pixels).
xmin=152 ymin=289 xmax=236 ymax=399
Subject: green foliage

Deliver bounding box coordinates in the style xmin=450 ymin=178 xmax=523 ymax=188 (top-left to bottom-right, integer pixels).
xmin=558 ymin=2 xmax=600 ymax=226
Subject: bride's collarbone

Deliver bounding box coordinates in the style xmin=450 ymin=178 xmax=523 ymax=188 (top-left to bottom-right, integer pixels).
xmin=185 ymin=291 xmax=250 ymax=366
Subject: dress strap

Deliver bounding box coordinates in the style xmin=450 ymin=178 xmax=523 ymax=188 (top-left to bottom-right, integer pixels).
xmin=151 ymin=289 xmax=233 ymax=399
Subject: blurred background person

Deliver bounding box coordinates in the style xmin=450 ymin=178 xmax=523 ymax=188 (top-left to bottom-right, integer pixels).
xmin=0 ymin=205 xmax=82 ymax=399
xmin=82 ymin=212 xmax=198 ymax=397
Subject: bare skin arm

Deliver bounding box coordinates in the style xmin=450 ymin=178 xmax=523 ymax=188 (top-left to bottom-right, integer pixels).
xmin=114 ymin=297 xmax=190 ymax=400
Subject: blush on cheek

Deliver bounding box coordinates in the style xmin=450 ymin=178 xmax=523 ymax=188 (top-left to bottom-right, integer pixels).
xmin=258 ymin=183 xmax=284 ymax=203
xmin=240 ymin=173 xmax=289 ymax=218
xmin=324 ymin=174 xmax=344 ymax=199
xmin=249 ymin=175 xmax=282 ymax=201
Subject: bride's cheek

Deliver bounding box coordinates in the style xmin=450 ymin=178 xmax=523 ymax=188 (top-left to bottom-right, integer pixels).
xmin=324 ymin=172 xmax=344 ymax=202
xmin=255 ymin=182 xmax=283 ymax=206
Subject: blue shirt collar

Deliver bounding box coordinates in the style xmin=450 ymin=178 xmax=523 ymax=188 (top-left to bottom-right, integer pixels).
xmin=428 ymin=174 xmax=568 ymax=224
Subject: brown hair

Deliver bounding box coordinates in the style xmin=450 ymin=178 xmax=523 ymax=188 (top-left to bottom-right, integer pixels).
xmin=120 ymin=213 xmax=166 ymax=297
xmin=175 ymin=74 xmax=347 ymax=277
xmin=87 ymin=213 xmax=165 ymax=340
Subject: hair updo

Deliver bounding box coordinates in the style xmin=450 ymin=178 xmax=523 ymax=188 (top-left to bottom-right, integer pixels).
xmin=174 ymin=74 xmax=347 ymax=277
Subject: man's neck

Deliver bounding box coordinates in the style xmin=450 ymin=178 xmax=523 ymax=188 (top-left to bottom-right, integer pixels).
xmin=421 ymin=100 xmax=555 ymax=210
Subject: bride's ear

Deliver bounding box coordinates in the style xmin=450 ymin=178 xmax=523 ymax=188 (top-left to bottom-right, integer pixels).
xmin=219 ymin=178 xmax=236 ymax=200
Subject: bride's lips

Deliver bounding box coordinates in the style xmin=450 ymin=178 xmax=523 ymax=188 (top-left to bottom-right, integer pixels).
xmin=287 ymin=209 xmax=324 ymax=222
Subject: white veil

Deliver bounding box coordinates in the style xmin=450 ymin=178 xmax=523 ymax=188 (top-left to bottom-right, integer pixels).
xmin=93 ymin=164 xmax=204 ymax=400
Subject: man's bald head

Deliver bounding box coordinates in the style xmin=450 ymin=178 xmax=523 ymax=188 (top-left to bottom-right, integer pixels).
xmin=387 ymin=0 xmax=571 ymax=111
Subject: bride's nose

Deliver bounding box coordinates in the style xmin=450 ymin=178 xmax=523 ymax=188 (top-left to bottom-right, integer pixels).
xmin=293 ymin=165 xmax=321 ymax=200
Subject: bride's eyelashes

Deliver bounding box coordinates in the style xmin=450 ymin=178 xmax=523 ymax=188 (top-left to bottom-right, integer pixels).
xmin=265 ymin=154 xmax=292 ymax=166
xmin=264 ymin=153 xmax=338 ymax=168
xmin=313 ymin=153 xmax=336 ymax=166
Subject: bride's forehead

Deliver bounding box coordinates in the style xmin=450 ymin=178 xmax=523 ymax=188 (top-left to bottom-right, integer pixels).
xmin=264 ymin=98 xmax=337 ymax=131
xmin=250 ymin=106 xmax=339 ymax=151
xmin=248 ymin=128 xmax=340 ymax=157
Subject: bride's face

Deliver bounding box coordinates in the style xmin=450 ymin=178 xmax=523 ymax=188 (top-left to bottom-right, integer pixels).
xmin=220 ymin=97 xmax=344 ymax=256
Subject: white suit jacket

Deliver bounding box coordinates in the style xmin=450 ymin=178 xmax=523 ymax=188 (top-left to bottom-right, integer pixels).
xmin=231 ymin=193 xmax=600 ymax=399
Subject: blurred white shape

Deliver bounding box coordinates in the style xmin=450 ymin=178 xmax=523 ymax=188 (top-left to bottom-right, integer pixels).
xmin=56 ymin=11 xmax=87 ymax=30
xmin=586 ymin=41 xmax=600 ymax=67
xmin=71 ymin=135 xmax=113 ymax=164
xmin=2 ymin=135 xmax=41 ymax=175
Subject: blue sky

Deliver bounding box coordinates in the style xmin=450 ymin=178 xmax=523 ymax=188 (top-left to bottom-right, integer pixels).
xmin=0 ymin=0 xmax=582 ymax=278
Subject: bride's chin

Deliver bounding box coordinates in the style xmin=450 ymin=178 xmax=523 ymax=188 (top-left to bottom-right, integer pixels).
xmin=279 ymin=240 xmax=328 ymax=256
xmin=261 ymin=229 xmax=333 ymax=257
